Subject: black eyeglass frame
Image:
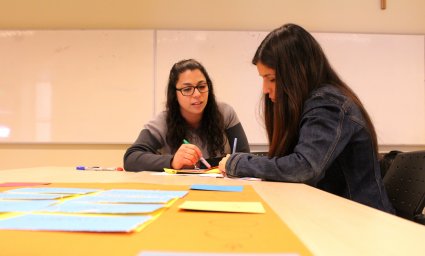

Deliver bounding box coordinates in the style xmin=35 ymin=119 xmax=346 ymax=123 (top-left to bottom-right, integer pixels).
xmin=175 ymin=84 xmax=209 ymax=96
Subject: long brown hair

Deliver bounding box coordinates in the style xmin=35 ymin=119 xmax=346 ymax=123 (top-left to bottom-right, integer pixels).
xmin=165 ymin=59 xmax=225 ymax=156
xmin=252 ymin=24 xmax=378 ymax=157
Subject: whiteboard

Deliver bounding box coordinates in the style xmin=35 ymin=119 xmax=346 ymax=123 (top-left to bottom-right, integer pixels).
xmin=0 ymin=30 xmax=155 ymax=143
xmin=156 ymin=30 xmax=425 ymax=145
xmin=0 ymin=29 xmax=424 ymax=145
xmin=314 ymin=33 xmax=425 ymax=145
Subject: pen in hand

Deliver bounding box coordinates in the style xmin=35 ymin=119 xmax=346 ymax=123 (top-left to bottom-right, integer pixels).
xmin=182 ymin=139 xmax=212 ymax=169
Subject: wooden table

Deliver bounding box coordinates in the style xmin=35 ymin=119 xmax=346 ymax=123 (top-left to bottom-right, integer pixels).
xmin=1 ymin=166 xmax=424 ymax=255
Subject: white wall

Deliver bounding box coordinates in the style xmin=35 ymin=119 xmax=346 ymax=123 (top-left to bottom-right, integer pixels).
xmin=0 ymin=0 xmax=424 ymax=34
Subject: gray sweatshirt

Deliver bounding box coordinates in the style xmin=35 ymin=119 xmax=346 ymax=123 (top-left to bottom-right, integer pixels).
xmin=124 ymin=102 xmax=250 ymax=171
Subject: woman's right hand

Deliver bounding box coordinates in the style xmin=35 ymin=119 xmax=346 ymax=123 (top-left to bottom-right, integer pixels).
xmin=219 ymin=154 xmax=230 ymax=177
xmin=171 ymin=143 xmax=202 ymax=169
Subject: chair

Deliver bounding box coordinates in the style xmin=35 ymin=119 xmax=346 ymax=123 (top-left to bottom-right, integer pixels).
xmin=383 ymin=150 xmax=425 ymax=224
xmin=379 ymin=150 xmax=403 ymax=178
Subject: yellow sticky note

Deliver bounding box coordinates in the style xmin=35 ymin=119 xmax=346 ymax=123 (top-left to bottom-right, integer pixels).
xmin=179 ymin=201 xmax=265 ymax=213
xmin=163 ymin=168 xmax=177 ymax=174
xmin=205 ymin=168 xmax=221 ymax=174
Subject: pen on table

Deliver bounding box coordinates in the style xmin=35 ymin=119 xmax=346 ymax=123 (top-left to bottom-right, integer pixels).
xmin=232 ymin=137 xmax=238 ymax=154
xmin=182 ymin=139 xmax=212 ymax=169
xmin=76 ymin=166 xmax=124 ymax=171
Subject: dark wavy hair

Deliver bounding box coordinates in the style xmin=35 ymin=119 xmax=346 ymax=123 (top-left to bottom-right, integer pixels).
xmin=252 ymin=23 xmax=378 ymax=157
xmin=165 ymin=59 xmax=225 ymax=157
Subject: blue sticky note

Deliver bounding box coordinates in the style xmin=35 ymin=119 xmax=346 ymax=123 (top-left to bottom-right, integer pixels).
xmin=0 ymin=193 xmax=65 ymax=200
xmin=6 ymin=187 xmax=101 ymax=195
xmin=42 ymin=202 xmax=164 ymax=214
xmin=0 ymin=213 xmax=151 ymax=233
xmin=190 ymin=184 xmax=243 ymax=192
xmin=69 ymin=195 xmax=173 ymax=204
xmin=97 ymin=189 xmax=188 ymax=198
xmin=0 ymin=200 xmax=57 ymax=212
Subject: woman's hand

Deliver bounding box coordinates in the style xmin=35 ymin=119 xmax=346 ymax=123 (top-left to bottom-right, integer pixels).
xmin=171 ymin=143 xmax=202 ymax=169
xmin=218 ymin=154 xmax=231 ymax=177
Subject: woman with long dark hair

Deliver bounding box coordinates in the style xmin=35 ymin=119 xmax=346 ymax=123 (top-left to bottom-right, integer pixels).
xmin=219 ymin=24 xmax=393 ymax=213
xmin=125 ymin=59 xmax=249 ymax=171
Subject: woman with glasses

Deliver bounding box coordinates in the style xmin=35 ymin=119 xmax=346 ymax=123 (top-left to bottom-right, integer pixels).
xmin=218 ymin=24 xmax=394 ymax=213
xmin=124 ymin=59 xmax=250 ymax=171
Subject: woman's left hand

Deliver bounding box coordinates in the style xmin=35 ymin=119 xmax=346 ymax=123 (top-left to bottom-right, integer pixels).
xmin=218 ymin=154 xmax=230 ymax=177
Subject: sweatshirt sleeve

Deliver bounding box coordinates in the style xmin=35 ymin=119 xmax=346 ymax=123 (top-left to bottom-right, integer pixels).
xmin=220 ymin=102 xmax=250 ymax=153
xmin=123 ymin=129 xmax=174 ymax=172
xmin=225 ymin=123 xmax=250 ymax=153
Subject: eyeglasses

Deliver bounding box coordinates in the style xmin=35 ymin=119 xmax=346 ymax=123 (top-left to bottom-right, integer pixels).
xmin=176 ymin=83 xmax=209 ymax=96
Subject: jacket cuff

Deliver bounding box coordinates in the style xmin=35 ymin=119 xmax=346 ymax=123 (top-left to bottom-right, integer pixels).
xmin=226 ymin=153 xmax=249 ymax=177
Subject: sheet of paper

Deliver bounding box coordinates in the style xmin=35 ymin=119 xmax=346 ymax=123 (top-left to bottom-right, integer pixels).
xmin=163 ymin=168 xmax=221 ymax=174
xmin=190 ymin=184 xmax=243 ymax=192
xmin=42 ymin=202 xmax=164 ymax=214
xmin=5 ymin=187 xmax=101 ymax=195
xmin=198 ymin=173 xmax=224 ymax=178
xmin=0 ymin=200 xmax=57 ymax=212
xmin=179 ymin=201 xmax=265 ymax=213
xmin=0 ymin=213 xmax=151 ymax=232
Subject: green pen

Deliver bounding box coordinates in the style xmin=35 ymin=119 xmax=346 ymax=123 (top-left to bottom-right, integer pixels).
xmin=183 ymin=139 xmax=212 ymax=169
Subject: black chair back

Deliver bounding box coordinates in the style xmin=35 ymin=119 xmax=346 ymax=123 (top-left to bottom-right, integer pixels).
xmin=383 ymin=150 xmax=425 ymax=224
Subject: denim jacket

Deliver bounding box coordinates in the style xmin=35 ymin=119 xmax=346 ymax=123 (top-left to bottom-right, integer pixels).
xmin=226 ymin=85 xmax=394 ymax=213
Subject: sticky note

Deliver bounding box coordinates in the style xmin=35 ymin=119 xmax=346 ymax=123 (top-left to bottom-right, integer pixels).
xmin=0 ymin=200 xmax=57 ymax=212
xmin=42 ymin=202 xmax=164 ymax=214
xmin=5 ymin=187 xmax=101 ymax=195
xmin=0 ymin=182 xmax=50 ymax=187
xmin=190 ymin=184 xmax=243 ymax=192
xmin=0 ymin=213 xmax=151 ymax=232
xmin=0 ymin=193 xmax=65 ymax=200
xmin=179 ymin=201 xmax=265 ymax=213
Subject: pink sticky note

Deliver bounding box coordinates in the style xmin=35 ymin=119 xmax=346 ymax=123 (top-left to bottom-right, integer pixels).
xmin=0 ymin=182 xmax=51 ymax=187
